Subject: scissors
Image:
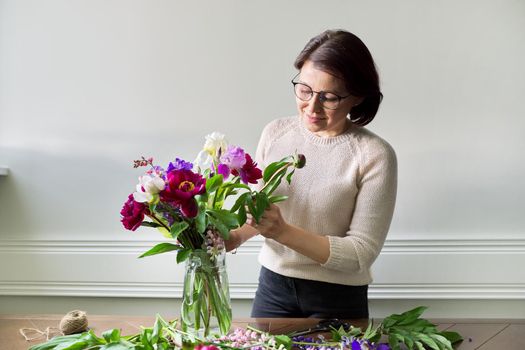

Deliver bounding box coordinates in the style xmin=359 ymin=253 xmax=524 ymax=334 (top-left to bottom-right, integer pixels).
xmin=288 ymin=318 xmax=351 ymax=337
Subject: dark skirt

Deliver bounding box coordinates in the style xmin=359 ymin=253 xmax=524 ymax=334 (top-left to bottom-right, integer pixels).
xmin=251 ymin=266 xmax=369 ymax=318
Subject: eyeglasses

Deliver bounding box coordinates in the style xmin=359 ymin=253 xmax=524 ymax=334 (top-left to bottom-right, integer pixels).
xmin=291 ymin=74 xmax=350 ymax=110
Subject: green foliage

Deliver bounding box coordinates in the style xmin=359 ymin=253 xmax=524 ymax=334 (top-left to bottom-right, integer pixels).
xmin=273 ymin=335 xmax=293 ymax=350
xmin=376 ymin=306 xmax=463 ymax=350
xmin=30 ymin=307 xmax=464 ymax=350
xmin=139 ymin=243 xmax=182 ymax=258
xmin=170 ymin=222 xmax=190 ymax=239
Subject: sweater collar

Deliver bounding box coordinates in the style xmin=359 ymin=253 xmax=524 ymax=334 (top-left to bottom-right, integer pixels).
xmin=296 ymin=115 xmax=355 ymax=146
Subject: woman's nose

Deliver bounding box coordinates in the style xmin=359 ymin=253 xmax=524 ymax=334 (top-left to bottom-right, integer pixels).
xmin=305 ymin=93 xmax=323 ymax=113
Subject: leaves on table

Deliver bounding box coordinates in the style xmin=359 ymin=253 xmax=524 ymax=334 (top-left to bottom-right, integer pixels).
xmin=29 ymin=307 xmax=464 ymax=350
xmin=373 ymin=306 xmax=463 ymax=350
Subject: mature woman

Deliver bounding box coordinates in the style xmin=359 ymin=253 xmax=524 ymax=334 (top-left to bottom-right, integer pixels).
xmin=226 ymin=29 xmax=397 ymax=319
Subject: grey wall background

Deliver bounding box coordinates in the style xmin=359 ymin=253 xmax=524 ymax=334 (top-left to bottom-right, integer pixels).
xmin=1 ymin=0 xmax=524 ymax=319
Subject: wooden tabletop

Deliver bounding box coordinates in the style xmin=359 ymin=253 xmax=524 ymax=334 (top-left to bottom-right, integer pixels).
xmin=1 ymin=314 xmax=524 ymax=350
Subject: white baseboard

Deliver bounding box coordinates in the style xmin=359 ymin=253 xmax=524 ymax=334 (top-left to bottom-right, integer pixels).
xmin=1 ymin=235 xmax=524 ymax=300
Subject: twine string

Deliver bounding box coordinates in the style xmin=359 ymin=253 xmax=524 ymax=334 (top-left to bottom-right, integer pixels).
xmin=19 ymin=327 xmax=61 ymax=341
xmin=19 ymin=310 xmax=89 ymax=342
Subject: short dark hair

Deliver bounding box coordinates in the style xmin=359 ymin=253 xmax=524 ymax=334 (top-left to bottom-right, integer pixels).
xmin=294 ymin=30 xmax=383 ymax=126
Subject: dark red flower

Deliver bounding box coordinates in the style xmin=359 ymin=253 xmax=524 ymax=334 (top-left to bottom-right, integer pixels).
xmin=161 ymin=169 xmax=206 ymax=218
xmin=120 ymin=194 xmax=147 ymax=231
xmin=232 ymin=153 xmax=262 ymax=184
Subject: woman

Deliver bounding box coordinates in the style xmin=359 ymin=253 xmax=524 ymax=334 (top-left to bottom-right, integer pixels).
xmin=226 ymin=29 xmax=397 ymax=319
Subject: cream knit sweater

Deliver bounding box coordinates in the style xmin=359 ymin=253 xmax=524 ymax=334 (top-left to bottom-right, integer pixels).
xmin=255 ymin=116 xmax=397 ymax=286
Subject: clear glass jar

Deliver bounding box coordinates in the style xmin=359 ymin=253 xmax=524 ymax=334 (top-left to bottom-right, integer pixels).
xmin=181 ymin=249 xmax=232 ymax=337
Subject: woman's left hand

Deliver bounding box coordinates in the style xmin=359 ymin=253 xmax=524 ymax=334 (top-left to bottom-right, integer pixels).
xmin=247 ymin=203 xmax=289 ymax=241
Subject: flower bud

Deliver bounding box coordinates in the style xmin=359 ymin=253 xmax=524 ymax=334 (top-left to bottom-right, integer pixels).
xmin=294 ymin=154 xmax=306 ymax=169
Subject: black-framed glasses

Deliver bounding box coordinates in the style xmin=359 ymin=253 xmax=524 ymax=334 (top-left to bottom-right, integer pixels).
xmin=291 ymin=74 xmax=350 ymax=110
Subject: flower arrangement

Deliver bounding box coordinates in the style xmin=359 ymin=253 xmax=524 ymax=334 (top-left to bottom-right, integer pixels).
xmin=119 ymin=131 xmax=305 ymax=336
xmin=29 ymin=307 xmax=463 ymax=350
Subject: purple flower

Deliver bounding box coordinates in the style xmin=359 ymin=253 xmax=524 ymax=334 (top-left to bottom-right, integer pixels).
xmin=351 ymin=339 xmax=362 ymax=350
xmin=217 ymin=163 xmax=231 ymax=179
xmin=167 ymin=158 xmax=193 ymax=172
xmin=220 ymin=145 xmax=246 ymax=170
xmin=231 ymin=153 xmax=262 ymax=184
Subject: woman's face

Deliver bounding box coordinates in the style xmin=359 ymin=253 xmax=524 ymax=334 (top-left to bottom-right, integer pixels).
xmin=296 ymin=60 xmax=362 ymax=137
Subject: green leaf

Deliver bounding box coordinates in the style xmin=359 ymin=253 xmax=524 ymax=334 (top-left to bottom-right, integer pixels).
xmin=139 ymin=243 xmax=181 ymax=258
xmin=400 ymin=306 xmax=428 ymax=321
xmin=262 ymin=167 xmax=288 ymax=195
xmin=176 ymin=248 xmax=192 ymax=264
xmin=170 ymin=221 xmax=189 ymax=239
xmin=285 ymin=169 xmax=295 ymax=184
xmin=195 ymin=201 xmax=207 ymax=234
xmin=388 ymin=334 xmax=401 ymax=350
xmin=99 ymin=343 xmax=134 ymax=350
xmin=208 ymin=209 xmax=239 ymax=228
xmin=54 ymin=340 xmax=89 ymax=350
xmin=440 ymin=330 xmax=463 ymax=344
xmin=253 ymin=192 xmax=270 ymax=223
xmin=28 ymin=335 xmax=86 ymax=350
xmin=263 ymin=161 xmax=287 ymax=182
xmin=274 ymin=335 xmax=292 ymax=350
xmin=102 ymin=328 xmax=121 ymax=343
xmin=237 ymin=204 xmax=247 ymax=226
xmin=415 ymin=341 xmax=425 ymax=350
xmin=230 ymin=192 xmax=250 ymax=213
xmin=206 ymin=173 xmax=223 ymax=193
xmin=222 ymin=181 xmax=251 ymax=191
xmin=140 ymin=221 xmax=162 ymax=228
xmin=208 ymin=214 xmax=231 ymax=239
xmin=362 ymin=322 xmax=378 ymax=341
xmin=269 ymin=195 xmax=288 ymax=203
xmin=417 ymin=333 xmax=440 ymax=350
xmin=431 ymin=334 xmax=453 ymax=350
xmin=140 ymin=328 xmax=154 ymax=350
xmin=151 ymin=316 xmax=163 ymax=345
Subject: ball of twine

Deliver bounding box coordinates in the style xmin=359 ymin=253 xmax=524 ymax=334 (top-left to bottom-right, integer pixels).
xmin=59 ymin=310 xmax=88 ymax=335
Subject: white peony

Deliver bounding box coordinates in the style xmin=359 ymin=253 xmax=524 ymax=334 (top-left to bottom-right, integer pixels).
xmin=133 ymin=174 xmax=165 ymax=203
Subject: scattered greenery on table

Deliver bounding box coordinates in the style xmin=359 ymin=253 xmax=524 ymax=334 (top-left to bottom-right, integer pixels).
xmin=28 ymin=307 xmax=462 ymax=350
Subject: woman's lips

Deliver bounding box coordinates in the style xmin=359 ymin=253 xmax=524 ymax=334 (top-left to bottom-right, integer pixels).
xmin=306 ymin=114 xmax=325 ymax=123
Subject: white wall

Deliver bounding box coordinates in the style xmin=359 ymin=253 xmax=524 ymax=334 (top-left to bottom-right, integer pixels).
xmin=1 ymin=0 xmax=525 ymax=318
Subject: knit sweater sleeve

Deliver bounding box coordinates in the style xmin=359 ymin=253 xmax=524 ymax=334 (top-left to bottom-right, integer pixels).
xmin=321 ymin=137 xmax=397 ymax=273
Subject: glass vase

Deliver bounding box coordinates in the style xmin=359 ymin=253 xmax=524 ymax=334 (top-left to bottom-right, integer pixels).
xmin=181 ymin=249 xmax=232 ymax=337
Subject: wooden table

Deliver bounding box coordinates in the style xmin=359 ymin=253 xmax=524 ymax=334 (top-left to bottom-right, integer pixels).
xmin=1 ymin=314 xmax=524 ymax=350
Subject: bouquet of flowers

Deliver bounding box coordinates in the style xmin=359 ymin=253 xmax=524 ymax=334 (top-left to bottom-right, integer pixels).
xmin=120 ymin=131 xmax=305 ymax=336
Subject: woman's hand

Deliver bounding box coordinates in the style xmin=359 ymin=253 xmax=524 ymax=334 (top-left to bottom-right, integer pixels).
xmin=247 ymin=203 xmax=289 ymax=242
xmin=224 ymin=224 xmax=260 ymax=252
xmin=224 ymin=231 xmax=241 ymax=252
xmin=247 ymin=203 xmax=330 ymax=264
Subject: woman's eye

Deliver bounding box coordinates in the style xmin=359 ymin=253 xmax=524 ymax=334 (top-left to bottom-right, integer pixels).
xmin=298 ymin=87 xmax=311 ymax=94
xmin=322 ymin=93 xmax=338 ymax=102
